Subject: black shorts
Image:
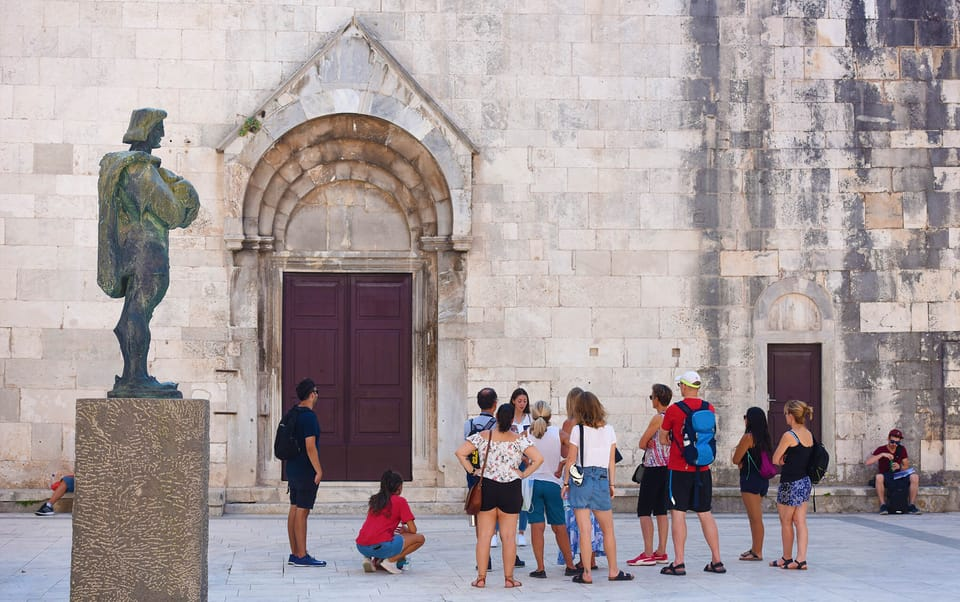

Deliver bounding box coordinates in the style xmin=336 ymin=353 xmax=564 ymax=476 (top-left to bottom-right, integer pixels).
xmin=480 ymin=477 xmax=522 ymax=514
xmin=636 ymin=466 xmax=669 ymax=516
xmin=289 ymin=479 xmax=319 ymax=510
xmin=740 ymin=470 xmax=769 ymax=496
xmin=667 ymin=469 xmax=712 ymax=513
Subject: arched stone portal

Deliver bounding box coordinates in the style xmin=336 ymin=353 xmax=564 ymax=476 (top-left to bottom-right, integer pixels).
xmin=215 ymin=18 xmax=475 ymax=493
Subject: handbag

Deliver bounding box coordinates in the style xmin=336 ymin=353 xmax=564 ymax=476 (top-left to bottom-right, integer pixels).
xmin=747 ymin=449 xmax=778 ymax=479
xmin=464 ymin=432 xmax=492 ymax=515
xmin=631 ymin=451 xmax=647 ymax=484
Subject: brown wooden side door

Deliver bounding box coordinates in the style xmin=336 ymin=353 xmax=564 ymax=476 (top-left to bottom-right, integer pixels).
xmin=767 ymin=344 xmax=822 ymax=446
xmin=282 ymin=273 xmax=412 ymax=481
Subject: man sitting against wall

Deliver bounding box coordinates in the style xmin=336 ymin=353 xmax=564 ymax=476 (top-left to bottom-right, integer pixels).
xmin=865 ymin=428 xmax=919 ymax=515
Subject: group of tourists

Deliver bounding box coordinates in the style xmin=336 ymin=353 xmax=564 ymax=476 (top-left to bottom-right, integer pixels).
xmin=452 ymin=370 xmax=826 ymax=588
xmin=267 ymin=373 xmax=920 ymax=584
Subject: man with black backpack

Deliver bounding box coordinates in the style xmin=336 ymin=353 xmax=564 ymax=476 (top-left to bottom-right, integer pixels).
xmin=285 ymin=378 xmax=326 ymax=567
xmin=866 ymin=428 xmax=920 ymax=515
xmin=657 ymin=371 xmax=725 ymax=576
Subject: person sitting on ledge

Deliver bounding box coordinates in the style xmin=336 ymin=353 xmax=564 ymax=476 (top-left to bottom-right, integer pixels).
xmin=865 ymin=428 xmax=920 ymax=515
xmin=35 ymin=475 xmax=74 ymax=517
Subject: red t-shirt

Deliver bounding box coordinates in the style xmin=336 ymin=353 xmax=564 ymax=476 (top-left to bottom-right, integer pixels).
xmin=872 ymin=444 xmax=908 ymax=474
xmin=356 ymin=494 xmax=414 ymax=546
xmin=661 ymin=398 xmax=714 ymax=473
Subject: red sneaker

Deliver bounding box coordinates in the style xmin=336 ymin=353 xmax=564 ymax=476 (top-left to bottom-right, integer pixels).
xmin=626 ymin=553 xmax=657 ymax=566
xmin=653 ymin=552 xmax=669 ymax=564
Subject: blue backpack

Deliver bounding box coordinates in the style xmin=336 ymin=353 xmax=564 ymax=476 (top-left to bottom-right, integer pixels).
xmin=676 ymin=400 xmax=716 ymax=466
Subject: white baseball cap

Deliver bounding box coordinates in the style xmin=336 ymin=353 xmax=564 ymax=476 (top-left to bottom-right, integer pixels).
xmin=675 ymin=370 xmax=702 ymax=388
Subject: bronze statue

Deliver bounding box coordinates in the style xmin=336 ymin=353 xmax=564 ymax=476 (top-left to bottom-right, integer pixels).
xmin=98 ymin=108 xmax=200 ymax=398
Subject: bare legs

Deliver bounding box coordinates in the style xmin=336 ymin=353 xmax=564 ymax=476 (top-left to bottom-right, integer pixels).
xmin=476 ymin=509 xmax=520 ymax=583
xmin=640 ymin=514 xmax=669 ymax=556
xmin=388 ymin=531 xmax=425 ymax=562
xmin=287 ymin=506 xmax=310 ymax=558
xmin=776 ymin=502 xmax=808 ymax=563
xmin=531 ymin=521 xmax=574 ymax=571
xmin=669 ymin=509 xmax=721 ymax=566
xmin=741 ymin=491 xmax=764 ymax=557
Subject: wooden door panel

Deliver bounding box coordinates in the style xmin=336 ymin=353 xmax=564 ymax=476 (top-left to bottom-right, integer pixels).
xmin=768 ymin=344 xmax=822 ymax=445
xmin=282 ymin=273 xmax=411 ymax=482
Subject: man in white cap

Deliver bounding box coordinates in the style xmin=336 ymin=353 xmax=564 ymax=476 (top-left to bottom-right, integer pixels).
xmin=657 ymin=370 xmax=725 ymax=576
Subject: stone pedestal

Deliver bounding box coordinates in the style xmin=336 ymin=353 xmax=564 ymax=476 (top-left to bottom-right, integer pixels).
xmin=71 ymin=398 xmax=209 ymax=602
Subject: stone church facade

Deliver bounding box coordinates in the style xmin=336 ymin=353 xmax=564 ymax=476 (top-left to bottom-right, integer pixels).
xmin=1 ymin=1 xmax=959 ymax=510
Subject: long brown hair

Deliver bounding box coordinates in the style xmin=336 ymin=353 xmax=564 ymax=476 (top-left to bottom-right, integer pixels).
xmin=574 ymin=390 xmax=607 ymax=428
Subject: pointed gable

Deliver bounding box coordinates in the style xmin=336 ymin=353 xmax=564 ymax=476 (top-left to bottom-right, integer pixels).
xmin=219 ymin=17 xmax=475 ymax=249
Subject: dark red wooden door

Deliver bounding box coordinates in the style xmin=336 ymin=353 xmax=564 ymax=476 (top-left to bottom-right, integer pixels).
xmin=282 ymin=273 xmax=412 ymax=481
xmin=767 ymin=344 xmax=822 ymax=446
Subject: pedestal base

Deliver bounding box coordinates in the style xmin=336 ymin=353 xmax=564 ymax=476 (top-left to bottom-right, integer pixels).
xmin=71 ymin=398 xmax=209 ymax=601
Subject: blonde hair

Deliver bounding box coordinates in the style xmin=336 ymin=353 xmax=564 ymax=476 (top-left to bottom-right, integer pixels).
xmin=785 ymin=400 xmax=814 ymax=425
xmin=530 ymin=400 xmax=552 ymax=439
xmin=565 ymin=387 xmax=583 ymax=417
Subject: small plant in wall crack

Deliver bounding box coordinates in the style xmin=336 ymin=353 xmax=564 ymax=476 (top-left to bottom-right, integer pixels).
xmin=238 ymin=116 xmax=262 ymax=137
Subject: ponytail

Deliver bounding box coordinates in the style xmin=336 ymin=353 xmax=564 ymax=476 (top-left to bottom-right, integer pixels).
xmin=529 ymin=400 xmax=552 ymax=439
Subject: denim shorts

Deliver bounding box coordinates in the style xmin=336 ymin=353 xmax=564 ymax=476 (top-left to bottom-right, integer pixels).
xmin=568 ymin=466 xmax=611 ymax=511
xmin=62 ymin=476 xmax=75 ymax=493
xmin=527 ymin=480 xmax=565 ymax=525
xmin=356 ymin=534 xmax=403 ymax=559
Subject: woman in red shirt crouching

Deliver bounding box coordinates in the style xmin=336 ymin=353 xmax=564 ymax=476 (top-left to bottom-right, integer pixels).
xmin=355 ymin=470 xmax=425 ymax=574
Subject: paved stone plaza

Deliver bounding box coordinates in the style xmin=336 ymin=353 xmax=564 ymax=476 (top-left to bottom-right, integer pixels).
xmin=2 ymin=512 xmax=957 ymax=601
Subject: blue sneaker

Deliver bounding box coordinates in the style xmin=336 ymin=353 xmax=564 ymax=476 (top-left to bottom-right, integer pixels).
xmin=290 ymin=555 xmax=327 ymax=567
xmin=287 ymin=554 xmax=296 ymax=565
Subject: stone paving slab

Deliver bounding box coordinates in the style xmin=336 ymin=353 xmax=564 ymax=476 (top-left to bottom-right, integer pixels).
xmin=1 ymin=512 xmax=957 ymax=601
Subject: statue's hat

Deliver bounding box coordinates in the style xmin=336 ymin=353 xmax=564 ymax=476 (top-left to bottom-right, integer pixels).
xmin=122 ymin=108 xmax=167 ymax=144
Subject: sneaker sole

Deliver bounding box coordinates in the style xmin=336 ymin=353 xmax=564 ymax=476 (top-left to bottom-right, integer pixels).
xmin=627 ymin=560 xmax=656 ymax=566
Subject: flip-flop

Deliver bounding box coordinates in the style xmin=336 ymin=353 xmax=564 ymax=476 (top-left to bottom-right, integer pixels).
xmin=572 ymin=574 xmax=593 ymax=584
xmin=704 ymin=561 xmax=726 ymax=574
xmin=739 ymin=550 xmax=762 ymax=561
xmin=783 ymin=560 xmax=808 ymax=570
xmin=660 ymin=562 xmax=686 ymax=576
xmin=770 ymin=557 xmax=792 ymax=568
xmin=608 ymin=570 xmax=634 ymax=581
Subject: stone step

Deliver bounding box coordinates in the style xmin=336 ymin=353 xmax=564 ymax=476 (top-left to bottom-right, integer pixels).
xmin=4 ymin=485 xmax=956 ymax=515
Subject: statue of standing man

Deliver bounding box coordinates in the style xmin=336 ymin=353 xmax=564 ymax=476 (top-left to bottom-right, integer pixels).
xmin=98 ymin=108 xmax=200 ymax=398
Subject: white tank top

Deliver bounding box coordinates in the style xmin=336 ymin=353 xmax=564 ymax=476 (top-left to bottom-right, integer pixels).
xmin=529 ymin=425 xmax=562 ymax=486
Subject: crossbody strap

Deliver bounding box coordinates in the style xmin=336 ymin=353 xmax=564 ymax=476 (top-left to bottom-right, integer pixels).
xmin=579 ymin=424 xmax=585 ymax=466
xmin=477 ymin=431 xmax=493 ymax=479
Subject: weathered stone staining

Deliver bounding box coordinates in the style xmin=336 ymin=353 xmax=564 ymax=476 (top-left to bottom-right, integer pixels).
xmin=1 ymin=2 xmax=959 ymax=507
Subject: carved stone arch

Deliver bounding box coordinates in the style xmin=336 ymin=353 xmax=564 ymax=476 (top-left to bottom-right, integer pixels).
xmin=753 ymin=277 xmax=837 ymax=451
xmin=241 ymin=114 xmax=450 ymax=252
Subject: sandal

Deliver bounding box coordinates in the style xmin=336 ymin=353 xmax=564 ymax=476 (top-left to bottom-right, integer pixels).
xmin=739 ymin=550 xmax=762 ymax=561
xmin=572 ymin=574 xmax=593 ymax=584
xmin=783 ymin=560 xmax=808 ymax=570
xmin=504 ymin=577 xmax=522 ymax=588
xmin=471 ymin=575 xmax=486 ymax=588
xmin=660 ymin=562 xmax=686 ymax=576
xmin=608 ymin=570 xmax=634 ymax=581
xmin=704 ymin=561 xmax=726 ymax=574
xmin=769 ymin=557 xmax=792 ymax=568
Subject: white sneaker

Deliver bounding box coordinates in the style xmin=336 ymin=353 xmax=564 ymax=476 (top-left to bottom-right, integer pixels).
xmin=490 ymin=534 xmax=499 ymax=548
xmin=362 ymin=557 xmax=375 ymax=573
xmin=381 ymin=559 xmax=403 ymax=574
xmin=517 ymin=533 xmax=527 ymax=547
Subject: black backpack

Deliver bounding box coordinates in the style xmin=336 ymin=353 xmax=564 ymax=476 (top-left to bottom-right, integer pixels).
xmin=274 ymin=406 xmax=305 ymax=461
xmin=806 ymin=436 xmax=829 ymax=484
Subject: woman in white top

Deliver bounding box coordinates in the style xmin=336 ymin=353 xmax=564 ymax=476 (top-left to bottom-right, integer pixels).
xmin=563 ymin=390 xmax=634 ymax=583
xmin=525 ymin=400 xmax=576 ymax=578
xmin=456 ymin=403 xmax=544 ymax=589
xmin=509 ymin=388 xmax=532 ymax=547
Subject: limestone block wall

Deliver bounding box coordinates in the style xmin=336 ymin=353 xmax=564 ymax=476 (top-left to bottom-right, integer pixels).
xmin=1 ymin=0 xmax=959 ymax=493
